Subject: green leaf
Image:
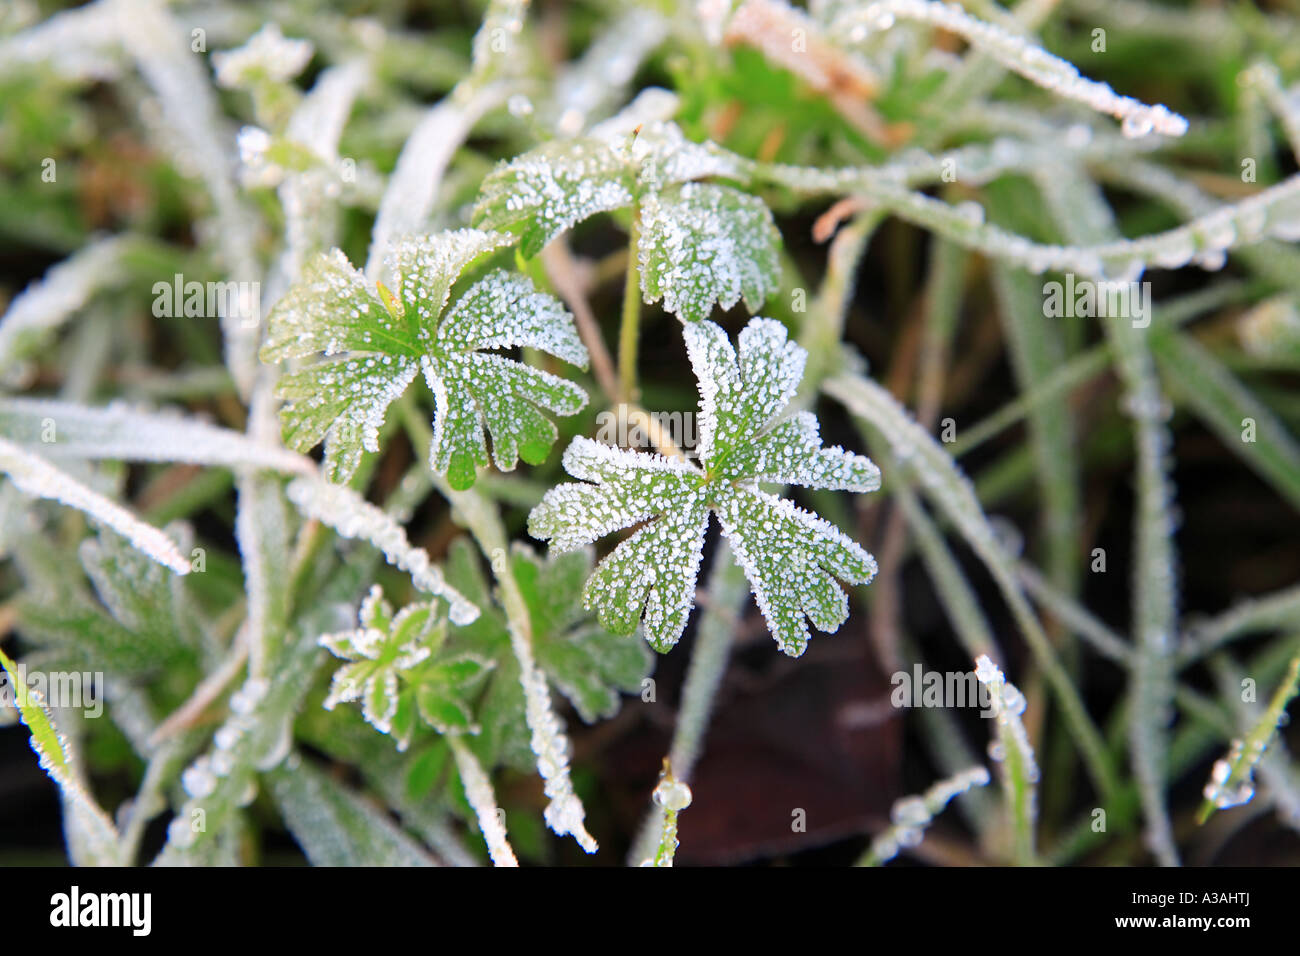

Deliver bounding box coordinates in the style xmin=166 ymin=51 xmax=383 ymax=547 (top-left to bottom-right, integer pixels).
xmin=513 ymin=544 xmax=653 ymax=723
xmin=266 ymin=758 xmax=435 ymax=866
xmin=1151 ymin=326 xmax=1300 ymax=512
xmin=0 ymin=644 xmax=123 ymax=864
xmin=426 ymin=270 xmax=589 ymax=490
xmin=15 ymin=524 xmax=205 ymax=680
xmin=530 ymin=317 xmax=880 ymax=656
xmin=260 ymin=230 xmax=589 ymax=486
xmin=473 ymin=137 xmax=638 ymax=258
xmin=639 ymin=182 xmax=782 ymax=322
xmin=320 ymin=586 xmax=442 ymax=747
xmin=440 ymin=538 xmax=651 ymax=767
xmin=0 ymin=644 xmax=69 ymax=777
xmin=473 ymin=120 xmax=747 ymax=257
xmin=320 ymin=585 xmax=499 ymax=748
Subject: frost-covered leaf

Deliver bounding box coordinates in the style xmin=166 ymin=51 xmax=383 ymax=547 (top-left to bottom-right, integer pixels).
xmin=261 ymin=230 xmax=589 ymax=487
xmin=473 ymin=120 xmax=747 ymax=257
xmin=513 ymin=544 xmax=653 ymax=723
xmin=448 ymin=737 xmax=518 ymax=866
xmin=530 ymin=317 xmax=880 ymax=656
xmin=319 ymin=585 xmax=493 ymax=750
xmin=474 ymin=137 xmax=637 ymax=259
xmin=0 ymin=397 xmax=315 ymax=476
xmin=0 ymin=437 xmax=191 ymax=575
xmin=266 ymin=757 xmax=435 ymax=867
xmin=15 ymin=525 xmax=205 ymax=680
xmin=440 ymin=538 xmax=651 ymax=770
xmin=424 ymin=270 xmax=589 ymax=489
xmin=0 ymin=644 xmax=122 ymax=865
xmin=639 ymin=182 xmax=782 ymax=322
xmin=0 ymin=238 xmax=129 ymax=386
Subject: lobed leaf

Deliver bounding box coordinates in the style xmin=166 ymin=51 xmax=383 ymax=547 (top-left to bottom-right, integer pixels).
xmin=531 ymin=317 xmax=880 ymax=655
xmin=263 ymin=233 xmax=587 ymax=487
xmin=473 ymin=121 xmax=747 ymax=257
xmin=639 ymin=182 xmax=782 ymax=323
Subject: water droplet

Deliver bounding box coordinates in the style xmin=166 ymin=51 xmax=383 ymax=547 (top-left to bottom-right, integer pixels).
xmin=1152 ymin=234 xmax=1195 ymax=269
xmin=182 ymin=761 xmax=217 ymax=799
xmin=653 ymin=777 xmax=693 ymax=812
xmin=1121 ymin=114 xmax=1154 ymax=138
xmin=954 ymin=200 xmax=985 ymax=227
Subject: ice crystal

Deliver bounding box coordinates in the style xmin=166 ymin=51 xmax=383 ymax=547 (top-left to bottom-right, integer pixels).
xmin=833 ymin=0 xmax=1188 ymax=139
xmin=639 ymin=182 xmax=782 ymax=322
xmin=510 ymin=616 xmax=599 ymax=852
xmin=473 ymin=120 xmax=748 ymax=257
xmin=319 ymin=585 xmax=494 ymax=750
xmin=530 ymin=317 xmax=880 ymax=656
xmin=212 ymin=24 xmax=314 ymax=90
xmin=261 ymin=230 xmax=589 ymax=487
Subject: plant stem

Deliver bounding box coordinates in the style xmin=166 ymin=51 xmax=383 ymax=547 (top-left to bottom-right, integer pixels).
xmin=627 ymin=542 xmax=748 ymax=865
xmin=396 ymin=396 xmax=597 ymax=852
xmin=617 ymin=208 xmax=642 ymax=404
xmin=1197 ymin=652 xmax=1300 ymax=824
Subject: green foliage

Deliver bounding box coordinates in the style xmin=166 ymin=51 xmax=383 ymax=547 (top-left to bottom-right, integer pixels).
xmin=15 ymin=526 xmax=205 ymax=683
xmin=441 ymin=539 xmax=652 ymax=762
xmin=319 ymin=585 xmax=493 ymax=749
xmin=261 ymin=231 xmax=589 ymax=487
xmin=639 ymin=182 xmax=782 ymax=322
xmin=4 ymin=0 xmax=1300 ymax=871
xmin=531 ymin=317 xmax=879 ymax=655
xmin=473 ymin=120 xmax=747 ymax=257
